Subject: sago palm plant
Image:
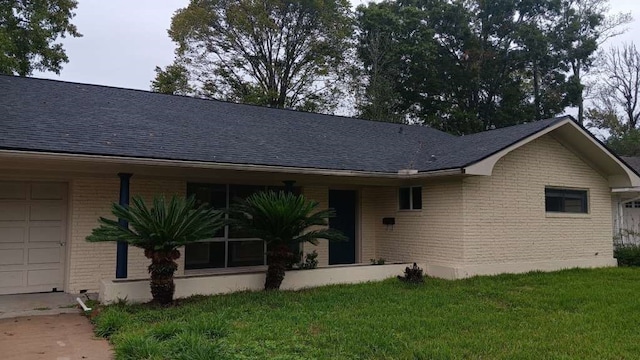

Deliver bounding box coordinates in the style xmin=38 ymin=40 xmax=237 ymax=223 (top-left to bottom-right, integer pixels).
xmin=228 ymin=191 xmax=347 ymax=290
xmin=86 ymin=195 xmax=223 ymax=304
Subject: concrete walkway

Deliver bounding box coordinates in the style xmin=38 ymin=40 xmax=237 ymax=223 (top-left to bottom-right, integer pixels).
xmin=0 ymin=314 xmax=113 ymax=360
xmin=0 ymin=292 xmax=93 ymax=319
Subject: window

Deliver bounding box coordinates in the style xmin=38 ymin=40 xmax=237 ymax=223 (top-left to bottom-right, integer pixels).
xmin=184 ymin=183 xmax=299 ymax=270
xmin=399 ymin=186 xmax=422 ymax=210
xmin=625 ymin=201 xmax=640 ymax=208
xmin=545 ymin=188 xmax=588 ymax=214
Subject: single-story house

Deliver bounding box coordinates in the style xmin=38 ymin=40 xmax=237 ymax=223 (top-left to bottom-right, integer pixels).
xmin=2 ymin=75 xmax=640 ymax=298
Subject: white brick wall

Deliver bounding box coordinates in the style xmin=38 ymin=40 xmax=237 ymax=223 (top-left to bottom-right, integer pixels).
xmin=67 ymin=177 xmax=119 ymax=293
xmin=360 ymin=187 xmax=378 ymax=262
xmin=67 ymin=176 xmax=185 ymax=293
xmin=301 ymin=186 xmax=330 ymax=266
xmin=370 ymin=180 xmax=464 ymax=266
xmin=461 ymin=135 xmax=613 ymax=265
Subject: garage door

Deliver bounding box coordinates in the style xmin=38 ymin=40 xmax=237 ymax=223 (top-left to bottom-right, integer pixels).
xmin=0 ymin=182 xmax=67 ymax=294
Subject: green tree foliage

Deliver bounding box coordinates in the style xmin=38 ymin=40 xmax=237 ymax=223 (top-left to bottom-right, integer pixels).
xmin=355 ymin=0 xmax=623 ymax=134
xmin=0 ymin=0 xmax=81 ymax=76
xmin=158 ymin=0 xmax=353 ymax=113
xmin=607 ymin=129 xmax=640 ymax=157
xmin=151 ymin=63 xmax=192 ymax=95
xmin=87 ymin=195 xmax=223 ymax=304
xmin=228 ymin=191 xmax=347 ymax=290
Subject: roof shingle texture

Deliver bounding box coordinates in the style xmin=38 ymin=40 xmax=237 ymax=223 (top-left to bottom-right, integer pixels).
xmin=0 ymin=75 xmax=567 ymax=173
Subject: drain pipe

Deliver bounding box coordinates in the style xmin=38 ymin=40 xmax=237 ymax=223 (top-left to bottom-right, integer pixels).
xmin=76 ymin=297 xmax=92 ymax=312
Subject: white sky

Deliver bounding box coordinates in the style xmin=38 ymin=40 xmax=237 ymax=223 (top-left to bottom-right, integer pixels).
xmin=34 ymin=0 xmax=640 ymax=93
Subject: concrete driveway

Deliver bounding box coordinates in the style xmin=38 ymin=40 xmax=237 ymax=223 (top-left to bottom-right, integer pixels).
xmin=0 ymin=314 xmax=113 ymax=360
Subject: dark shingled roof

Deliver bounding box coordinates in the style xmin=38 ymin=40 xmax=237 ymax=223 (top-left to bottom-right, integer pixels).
xmin=0 ymin=75 xmax=570 ymax=174
xmin=622 ymin=157 xmax=640 ymax=174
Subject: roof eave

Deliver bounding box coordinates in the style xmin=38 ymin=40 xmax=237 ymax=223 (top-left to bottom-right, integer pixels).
xmin=462 ymin=118 xmax=640 ymax=188
xmin=0 ymin=149 xmax=463 ymax=180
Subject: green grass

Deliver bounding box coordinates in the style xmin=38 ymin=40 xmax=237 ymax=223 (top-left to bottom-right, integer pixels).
xmin=93 ymin=267 xmax=640 ymax=359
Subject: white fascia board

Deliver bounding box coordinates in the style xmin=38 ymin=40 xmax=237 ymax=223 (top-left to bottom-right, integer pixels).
xmin=463 ymin=119 xmax=640 ymax=188
xmin=0 ymin=149 xmax=462 ymax=180
xmin=463 ymin=119 xmax=570 ymax=176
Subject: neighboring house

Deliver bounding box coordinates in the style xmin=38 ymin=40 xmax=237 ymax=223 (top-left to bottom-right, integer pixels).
xmin=614 ymin=157 xmax=640 ymax=245
xmin=1 ymin=75 xmax=640 ymax=296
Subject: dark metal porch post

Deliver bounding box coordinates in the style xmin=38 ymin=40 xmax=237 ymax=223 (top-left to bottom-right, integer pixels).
xmin=116 ymin=173 xmax=133 ymax=279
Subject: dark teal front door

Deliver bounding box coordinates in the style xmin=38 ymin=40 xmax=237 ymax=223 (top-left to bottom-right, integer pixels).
xmin=329 ymin=190 xmax=357 ymax=265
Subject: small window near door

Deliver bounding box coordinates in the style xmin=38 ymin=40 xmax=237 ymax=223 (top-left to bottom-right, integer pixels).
xmin=545 ymin=188 xmax=588 ymax=213
xmin=625 ymin=201 xmax=640 ymax=208
xmin=399 ymin=186 xmax=422 ymax=210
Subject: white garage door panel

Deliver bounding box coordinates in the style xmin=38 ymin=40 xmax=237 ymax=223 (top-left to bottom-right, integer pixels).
xmin=0 ymin=249 xmax=24 ymax=265
xmin=31 ymin=183 xmax=65 ymax=200
xmin=30 ymin=205 xmax=63 ymax=221
xmin=0 ymin=181 xmax=67 ymax=295
xmin=28 ymin=269 xmax=62 ymax=286
xmin=0 ymin=182 xmax=27 ymax=200
xmin=29 ymin=226 xmax=62 ymax=243
xmin=29 ymin=248 xmax=61 ymax=264
xmin=0 ymin=227 xmax=25 ymax=243
xmin=0 ymin=203 xmax=27 ymax=221
xmin=0 ymin=271 xmax=23 ymax=287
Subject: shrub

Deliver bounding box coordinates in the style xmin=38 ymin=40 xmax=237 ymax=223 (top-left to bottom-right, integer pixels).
xmin=94 ymin=308 xmax=131 ymax=337
xmin=398 ymin=263 xmax=424 ymax=284
xmin=112 ymin=331 xmax=167 ymax=360
xmin=370 ymin=258 xmax=386 ymax=265
xmin=298 ymin=251 xmax=319 ymax=269
xmin=614 ymin=244 xmax=640 ymax=267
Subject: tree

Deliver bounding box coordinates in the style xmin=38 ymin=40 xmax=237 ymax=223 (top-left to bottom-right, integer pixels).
xmin=151 ymin=63 xmax=193 ymax=95
xmin=354 ymin=0 xmax=625 ymax=134
xmin=356 ymin=0 xmax=559 ymax=134
xmin=87 ymin=195 xmax=223 ymax=305
xmin=228 ymin=191 xmax=347 ymax=291
xmin=587 ymin=44 xmax=640 ymax=136
xmin=587 ymin=43 xmax=640 ymax=156
xmin=607 ymin=129 xmax=640 ymax=157
xmin=0 ymin=0 xmax=82 ymax=76
xmin=554 ymin=0 xmax=632 ymax=124
xmin=160 ymin=0 xmax=353 ymax=112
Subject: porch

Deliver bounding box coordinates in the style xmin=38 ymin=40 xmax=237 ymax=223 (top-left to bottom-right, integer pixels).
xmin=99 ymin=262 xmax=420 ymax=304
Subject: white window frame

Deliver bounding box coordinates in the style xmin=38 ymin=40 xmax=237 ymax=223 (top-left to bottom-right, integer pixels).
xmin=185 ymin=183 xmax=269 ymax=270
xmin=398 ymin=186 xmax=422 ymax=211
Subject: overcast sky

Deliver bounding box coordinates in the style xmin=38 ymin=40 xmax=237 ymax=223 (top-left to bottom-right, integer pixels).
xmin=34 ymin=0 xmax=640 ymax=92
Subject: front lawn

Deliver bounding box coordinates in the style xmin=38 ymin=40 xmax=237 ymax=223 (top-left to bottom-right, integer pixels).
xmin=93 ymin=267 xmax=640 ymax=359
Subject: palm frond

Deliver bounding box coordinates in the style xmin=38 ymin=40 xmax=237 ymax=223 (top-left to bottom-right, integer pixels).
xmin=86 ymin=195 xmax=224 ymax=252
xmin=227 ymin=190 xmax=344 ymax=247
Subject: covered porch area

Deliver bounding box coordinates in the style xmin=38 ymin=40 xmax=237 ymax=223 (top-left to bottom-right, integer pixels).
xmin=0 ymin=150 xmax=452 ymax=297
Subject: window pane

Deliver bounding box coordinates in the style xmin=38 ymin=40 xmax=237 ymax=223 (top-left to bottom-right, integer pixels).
xmin=184 ymin=241 xmax=225 ymax=269
xmin=228 ymin=240 xmax=265 ymax=267
xmin=545 ymin=188 xmax=587 ymax=213
xmin=228 ymin=185 xmax=265 ymax=238
xmin=412 ymin=187 xmax=422 ymax=210
xmin=187 ymin=183 xmax=226 ymax=238
xmin=187 ymin=183 xmax=226 ymax=209
xmin=564 ymin=198 xmax=584 ymax=213
xmin=399 ymin=187 xmax=411 ymax=210
xmin=266 ymin=186 xmax=301 ymax=195
xmin=545 ymin=195 xmax=563 ymax=212
xmin=229 ymin=185 xmax=264 ymax=204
